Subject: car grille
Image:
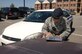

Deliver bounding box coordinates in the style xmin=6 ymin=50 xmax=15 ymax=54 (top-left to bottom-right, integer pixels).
xmin=2 ymin=35 xmax=21 ymax=41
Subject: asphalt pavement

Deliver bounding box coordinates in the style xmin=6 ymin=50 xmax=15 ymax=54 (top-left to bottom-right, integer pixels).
xmin=68 ymin=15 xmax=82 ymax=43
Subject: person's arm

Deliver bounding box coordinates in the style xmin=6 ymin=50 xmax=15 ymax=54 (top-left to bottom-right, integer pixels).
xmin=59 ymin=18 xmax=71 ymax=40
xmin=42 ymin=20 xmax=49 ymax=33
xmin=42 ymin=17 xmax=52 ymax=38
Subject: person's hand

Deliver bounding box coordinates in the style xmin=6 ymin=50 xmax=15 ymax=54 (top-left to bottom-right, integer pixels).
xmin=42 ymin=32 xmax=52 ymax=38
xmin=46 ymin=32 xmax=52 ymax=37
xmin=56 ymin=35 xmax=62 ymax=39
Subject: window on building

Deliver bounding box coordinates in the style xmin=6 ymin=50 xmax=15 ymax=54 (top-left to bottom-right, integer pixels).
xmin=77 ymin=3 xmax=80 ymax=7
xmin=63 ymin=0 xmax=69 ymax=2
xmin=78 ymin=0 xmax=81 ymax=2
xmin=66 ymin=4 xmax=68 ymax=6
xmin=74 ymin=0 xmax=76 ymax=1
xmin=36 ymin=4 xmax=39 ymax=9
xmin=57 ymin=0 xmax=62 ymax=2
xmin=71 ymin=4 xmax=72 ymax=6
xmin=60 ymin=4 xmax=62 ymax=7
xmin=73 ymin=9 xmax=75 ymax=11
xmin=45 ymin=4 xmax=47 ymax=9
xmin=70 ymin=0 xmax=76 ymax=1
xmin=63 ymin=4 xmax=65 ymax=7
xmin=73 ymin=4 xmax=76 ymax=7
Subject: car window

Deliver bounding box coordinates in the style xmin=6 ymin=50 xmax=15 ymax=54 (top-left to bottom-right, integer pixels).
xmin=10 ymin=8 xmax=19 ymax=12
xmin=19 ymin=7 xmax=30 ymax=12
xmin=63 ymin=11 xmax=70 ymax=17
xmin=1 ymin=7 xmax=9 ymax=13
xmin=24 ymin=11 xmax=52 ymax=22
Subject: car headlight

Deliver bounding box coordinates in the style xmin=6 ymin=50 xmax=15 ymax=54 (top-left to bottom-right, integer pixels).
xmin=24 ymin=32 xmax=43 ymax=40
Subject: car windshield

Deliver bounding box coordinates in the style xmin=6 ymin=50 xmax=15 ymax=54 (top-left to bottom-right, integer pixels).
xmin=24 ymin=11 xmax=52 ymax=23
xmin=63 ymin=10 xmax=70 ymax=17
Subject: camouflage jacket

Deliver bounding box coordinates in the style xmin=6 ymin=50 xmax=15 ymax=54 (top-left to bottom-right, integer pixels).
xmin=42 ymin=17 xmax=71 ymax=37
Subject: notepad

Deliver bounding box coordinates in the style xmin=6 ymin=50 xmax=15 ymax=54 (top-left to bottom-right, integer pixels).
xmin=46 ymin=36 xmax=62 ymax=42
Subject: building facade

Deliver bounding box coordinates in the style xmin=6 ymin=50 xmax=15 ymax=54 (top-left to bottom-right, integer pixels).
xmin=35 ymin=0 xmax=82 ymax=13
xmin=35 ymin=0 xmax=42 ymax=10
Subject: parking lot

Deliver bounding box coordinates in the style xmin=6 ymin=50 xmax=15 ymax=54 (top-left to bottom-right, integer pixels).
xmin=0 ymin=15 xmax=82 ymax=44
xmin=68 ymin=15 xmax=82 ymax=43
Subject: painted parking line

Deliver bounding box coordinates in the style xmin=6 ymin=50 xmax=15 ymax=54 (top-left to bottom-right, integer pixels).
xmin=74 ymin=26 xmax=82 ymax=28
xmin=72 ymin=33 xmax=82 ymax=37
xmin=80 ymin=26 xmax=82 ymax=27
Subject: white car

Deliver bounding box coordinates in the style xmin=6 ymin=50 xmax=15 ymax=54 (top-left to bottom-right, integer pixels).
xmin=0 ymin=9 xmax=73 ymax=45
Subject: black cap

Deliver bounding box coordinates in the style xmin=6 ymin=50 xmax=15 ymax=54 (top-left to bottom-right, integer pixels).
xmin=52 ymin=8 xmax=63 ymax=19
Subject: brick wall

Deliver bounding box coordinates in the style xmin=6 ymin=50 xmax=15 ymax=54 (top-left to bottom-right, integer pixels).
xmin=35 ymin=0 xmax=82 ymax=13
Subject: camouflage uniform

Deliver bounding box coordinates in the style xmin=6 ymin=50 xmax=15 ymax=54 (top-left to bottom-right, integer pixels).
xmin=42 ymin=17 xmax=71 ymax=38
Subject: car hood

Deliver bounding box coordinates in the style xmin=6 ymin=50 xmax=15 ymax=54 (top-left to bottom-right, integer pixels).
xmin=3 ymin=21 xmax=44 ymax=40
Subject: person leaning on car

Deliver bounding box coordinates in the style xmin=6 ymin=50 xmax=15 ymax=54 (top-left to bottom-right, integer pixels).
xmin=42 ymin=8 xmax=71 ymax=41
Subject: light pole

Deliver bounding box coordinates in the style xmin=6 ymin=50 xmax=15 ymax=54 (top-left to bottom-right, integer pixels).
xmin=24 ymin=0 xmax=25 ymax=7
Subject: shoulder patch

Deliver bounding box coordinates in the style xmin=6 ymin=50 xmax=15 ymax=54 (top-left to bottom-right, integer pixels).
xmin=67 ymin=15 xmax=73 ymax=20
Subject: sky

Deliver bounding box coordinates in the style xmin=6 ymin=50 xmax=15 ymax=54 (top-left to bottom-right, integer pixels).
xmin=0 ymin=0 xmax=37 ymax=8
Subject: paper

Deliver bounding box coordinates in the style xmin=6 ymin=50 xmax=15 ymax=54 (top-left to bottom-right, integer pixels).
xmin=46 ymin=36 xmax=62 ymax=41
